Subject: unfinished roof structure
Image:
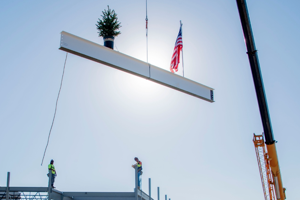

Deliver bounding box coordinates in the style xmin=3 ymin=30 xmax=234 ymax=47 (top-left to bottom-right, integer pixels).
xmin=1 ymin=169 xmax=156 ymax=200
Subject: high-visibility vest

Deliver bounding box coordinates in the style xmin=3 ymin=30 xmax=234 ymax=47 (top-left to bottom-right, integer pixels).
xmin=137 ymin=161 xmax=142 ymax=171
xmin=48 ymin=164 xmax=56 ymax=174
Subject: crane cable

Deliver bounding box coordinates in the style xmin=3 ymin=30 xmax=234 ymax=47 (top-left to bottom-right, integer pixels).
xmin=146 ymin=0 xmax=148 ymax=63
xmin=41 ymin=52 xmax=68 ymax=166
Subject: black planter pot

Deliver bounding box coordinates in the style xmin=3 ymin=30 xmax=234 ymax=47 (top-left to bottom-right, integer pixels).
xmin=103 ymin=36 xmax=115 ymax=49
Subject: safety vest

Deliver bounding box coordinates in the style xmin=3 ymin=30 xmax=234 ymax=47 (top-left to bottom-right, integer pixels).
xmin=137 ymin=161 xmax=142 ymax=171
xmin=48 ymin=164 xmax=56 ymax=174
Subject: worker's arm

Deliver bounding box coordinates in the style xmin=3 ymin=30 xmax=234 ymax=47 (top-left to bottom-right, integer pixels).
xmin=132 ymin=164 xmax=137 ymax=168
xmin=48 ymin=166 xmax=56 ymax=173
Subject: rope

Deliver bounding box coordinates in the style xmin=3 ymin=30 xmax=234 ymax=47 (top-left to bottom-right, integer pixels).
xmin=146 ymin=0 xmax=148 ymax=63
xmin=41 ymin=53 xmax=68 ymax=166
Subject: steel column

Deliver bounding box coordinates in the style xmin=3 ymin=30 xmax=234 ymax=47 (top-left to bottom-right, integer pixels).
xmin=6 ymin=172 xmax=10 ymax=200
xmin=135 ymin=166 xmax=138 ymax=190
xmin=148 ymin=179 xmax=151 ymax=200
xmin=48 ymin=170 xmax=52 ymax=200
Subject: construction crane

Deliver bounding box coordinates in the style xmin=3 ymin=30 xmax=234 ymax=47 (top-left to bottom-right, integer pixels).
xmin=253 ymin=134 xmax=277 ymax=200
xmin=236 ymin=0 xmax=286 ymax=199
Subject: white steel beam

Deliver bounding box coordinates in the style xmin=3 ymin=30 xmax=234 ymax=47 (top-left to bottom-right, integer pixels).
xmin=59 ymin=31 xmax=214 ymax=102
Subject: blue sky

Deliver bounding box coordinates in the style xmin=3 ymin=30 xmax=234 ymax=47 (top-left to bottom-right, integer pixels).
xmin=0 ymin=1 xmax=299 ymax=200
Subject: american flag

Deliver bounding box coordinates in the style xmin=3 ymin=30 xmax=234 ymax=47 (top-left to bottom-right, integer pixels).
xmin=170 ymin=25 xmax=183 ymax=73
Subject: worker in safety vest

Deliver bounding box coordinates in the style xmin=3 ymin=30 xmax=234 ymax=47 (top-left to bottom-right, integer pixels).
xmin=132 ymin=157 xmax=142 ymax=189
xmin=48 ymin=159 xmax=57 ymax=188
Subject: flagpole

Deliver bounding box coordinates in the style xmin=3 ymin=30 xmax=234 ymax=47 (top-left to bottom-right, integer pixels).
xmin=146 ymin=0 xmax=148 ymax=63
xmin=180 ymin=20 xmax=184 ymax=77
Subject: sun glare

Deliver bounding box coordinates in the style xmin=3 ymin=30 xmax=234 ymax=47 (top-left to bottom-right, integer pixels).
xmin=121 ymin=74 xmax=162 ymax=100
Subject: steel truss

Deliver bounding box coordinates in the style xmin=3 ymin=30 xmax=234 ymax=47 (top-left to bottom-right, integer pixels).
xmin=253 ymin=134 xmax=276 ymax=200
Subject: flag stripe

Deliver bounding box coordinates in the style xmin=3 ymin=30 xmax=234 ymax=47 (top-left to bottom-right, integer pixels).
xmin=170 ymin=26 xmax=183 ymax=73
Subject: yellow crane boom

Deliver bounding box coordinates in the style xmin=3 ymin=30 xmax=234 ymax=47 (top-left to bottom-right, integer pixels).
xmin=236 ymin=0 xmax=286 ymax=199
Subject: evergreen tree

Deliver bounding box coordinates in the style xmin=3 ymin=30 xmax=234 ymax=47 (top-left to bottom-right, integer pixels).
xmin=96 ymin=6 xmax=121 ymax=37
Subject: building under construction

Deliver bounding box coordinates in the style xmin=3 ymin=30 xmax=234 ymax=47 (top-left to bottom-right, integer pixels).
xmin=0 ymin=167 xmax=157 ymax=200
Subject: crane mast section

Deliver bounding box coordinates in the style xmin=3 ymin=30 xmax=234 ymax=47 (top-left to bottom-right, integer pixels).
xmin=253 ymin=134 xmax=276 ymax=200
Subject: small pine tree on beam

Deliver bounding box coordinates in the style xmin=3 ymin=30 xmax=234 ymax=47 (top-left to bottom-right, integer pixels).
xmin=96 ymin=6 xmax=121 ymax=37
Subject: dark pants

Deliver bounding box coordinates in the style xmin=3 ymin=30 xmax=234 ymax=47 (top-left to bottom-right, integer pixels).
xmin=137 ymin=171 xmax=141 ymax=187
xmin=50 ymin=173 xmax=56 ymax=186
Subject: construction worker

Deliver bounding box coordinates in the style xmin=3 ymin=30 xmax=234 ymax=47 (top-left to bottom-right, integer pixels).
xmin=48 ymin=159 xmax=57 ymax=188
xmin=132 ymin=157 xmax=142 ymax=189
